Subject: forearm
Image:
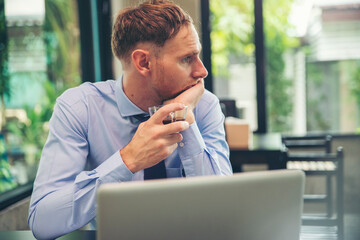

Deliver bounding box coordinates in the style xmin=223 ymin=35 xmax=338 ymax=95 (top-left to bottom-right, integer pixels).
xmin=179 ymin=123 xmax=232 ymax=177
xmin=29 ymin=183 xmax=95 ymax=240
xmin=28 ymin=151 xmax=133 ymax=240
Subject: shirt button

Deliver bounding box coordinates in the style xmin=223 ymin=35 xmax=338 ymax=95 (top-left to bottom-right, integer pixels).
xmin=179 ymin=142 xmax=185 ymax=147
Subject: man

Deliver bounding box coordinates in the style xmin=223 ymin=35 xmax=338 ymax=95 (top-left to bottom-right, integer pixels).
xmin=28 ymin=0 xmax=232 ymax=239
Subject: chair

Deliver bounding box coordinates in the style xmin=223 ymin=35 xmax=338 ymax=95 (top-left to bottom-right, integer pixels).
xmin=219 ymin=99 xmax=238 ymax=118
xmin=282 ymin=135 xmax=334 ymax=217
xmin=282 ymin=135 xmax=332 ymax=154
xmin=283 ymin=135 xmax=344 ymax=239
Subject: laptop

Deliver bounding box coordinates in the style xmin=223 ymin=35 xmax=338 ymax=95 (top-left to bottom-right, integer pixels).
xmin=97 ymin=170 xmax=305 ymax=240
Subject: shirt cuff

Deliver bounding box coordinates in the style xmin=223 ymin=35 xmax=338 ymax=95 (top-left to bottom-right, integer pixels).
xmin=96 ymin=151 xmax=134 ymax=183
xmin=178 ymin=122 xmax=205 ymax=159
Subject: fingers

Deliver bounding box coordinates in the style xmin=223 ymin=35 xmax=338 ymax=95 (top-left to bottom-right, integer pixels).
xmin=145 ymin=133 xmax=182 ymax=164
xmin=167 ymin=80 xmax=204 ymax=111
xmin=158 ymin=133 xmax=183 ymax=156
xmin=167 ymin=143 xmax=178 ymax=156
xmin=162 ymin=121 xmax=189 ymax=135
xmin=165 ymin=132 xmax=183 ymax=144
xmin=150 ymin=103 xmax=185 ymax=124
xmin=188 ymin=79 xmax=205 ymax=97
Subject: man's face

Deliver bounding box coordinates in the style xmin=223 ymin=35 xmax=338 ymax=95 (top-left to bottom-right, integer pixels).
xmin=150 ymin=24 xmax=208 ymax=101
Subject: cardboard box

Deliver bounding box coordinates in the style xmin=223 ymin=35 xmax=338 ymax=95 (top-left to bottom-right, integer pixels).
xmin=225 ymin=117 xmax=251 ymax=149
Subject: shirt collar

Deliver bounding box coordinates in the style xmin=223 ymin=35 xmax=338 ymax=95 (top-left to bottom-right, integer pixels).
xmin=115 ymin=75 xmax=149 ymax=117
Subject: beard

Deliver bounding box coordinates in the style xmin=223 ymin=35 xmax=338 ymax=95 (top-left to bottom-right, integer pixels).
xmin=160 ymin=88 xmax=184 ymax=102
xmin=152 ymin=63 xmax=184 ymax=102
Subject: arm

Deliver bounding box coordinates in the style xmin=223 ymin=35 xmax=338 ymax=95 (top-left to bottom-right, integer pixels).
xmin=29 ymin=99 xmax=190 ymax=239
xmin=120 ymin=103 xmax=190 ymax=173
xmin=179 ymin=92 xmax=232 ymax=176
xmin=165 ymin=80 xmax=232 ymax=176
xmin=28 ymin=99 xmax=133 ymax=240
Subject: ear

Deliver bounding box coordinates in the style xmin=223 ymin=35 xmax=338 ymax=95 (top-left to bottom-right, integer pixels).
xmin=131 ymin=49 xmax=151 ymax=76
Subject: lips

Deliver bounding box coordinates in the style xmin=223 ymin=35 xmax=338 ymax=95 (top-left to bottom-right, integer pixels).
xmin=168 ymin=80 xmax=201 ymax=100
xmin=184 ymin=80 xmax=201 ymax=91
xmin=184 ymin=84 xmax=195 ymax=91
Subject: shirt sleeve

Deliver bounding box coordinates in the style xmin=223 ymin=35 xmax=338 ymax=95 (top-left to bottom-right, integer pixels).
xmin=178 ymin=94 xmax=233 ymax=177
xmin=28 ymin=99 xmax=134 ymax=240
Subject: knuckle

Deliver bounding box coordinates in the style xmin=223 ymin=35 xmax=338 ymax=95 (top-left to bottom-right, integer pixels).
xmin=178 ymin=133 xmax=183 ymax=141
xmin=177 ymin=122 xmax=188 ymax=132
xmin=152 ymin=132 xmax=160 ymax=139
xmin=160 ymin=148 xmax=171 ymax=158
xmin=166 ymin=145 xmax=176 ymax=155
xmin=172 ymin=133 xmax=182 ymax=142
xmin=157 ymin=140 xmax=166 ymax=149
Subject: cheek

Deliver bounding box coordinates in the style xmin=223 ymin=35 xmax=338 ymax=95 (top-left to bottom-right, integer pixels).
xmin=173 ymin=64 xmax=191 ymax=80
xmin=159 ymin=64 xmax=190 ymax=95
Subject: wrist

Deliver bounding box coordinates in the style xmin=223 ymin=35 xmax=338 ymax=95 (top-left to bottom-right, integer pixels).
xmin=120 ymin=147 xmax=138 ymax=173
xmin=185 ymin=110 xmax=195 ymax=125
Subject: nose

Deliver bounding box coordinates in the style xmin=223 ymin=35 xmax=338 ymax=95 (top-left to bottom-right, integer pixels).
xmin=192 ymin=58 xmax=208 ymax=80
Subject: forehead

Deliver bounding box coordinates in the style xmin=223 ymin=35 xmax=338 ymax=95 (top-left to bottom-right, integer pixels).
xmin=160 ymin=25 xmax=201 ymax=56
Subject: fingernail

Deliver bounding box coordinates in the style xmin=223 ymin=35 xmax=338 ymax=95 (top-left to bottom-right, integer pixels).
xmin=182 ymin=121 xmax=189 ymax=128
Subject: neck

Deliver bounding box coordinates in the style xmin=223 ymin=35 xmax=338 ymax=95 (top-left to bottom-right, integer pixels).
xmin=122 ymin=72 xmax=162 ymax=111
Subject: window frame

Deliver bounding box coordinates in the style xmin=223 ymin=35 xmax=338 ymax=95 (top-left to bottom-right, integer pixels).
xmin=201 ymin=0 xmax=267 ymax=133
xmin=0 ymin=0 xmax=112 ymax=210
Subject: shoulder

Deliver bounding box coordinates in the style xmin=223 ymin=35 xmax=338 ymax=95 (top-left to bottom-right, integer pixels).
xmin=194 ymin=90 xmax=224 ymax=132
xmin=198 ymin=89 xmax=220 ymax=108
xmin=52 ymin=80 xmax=117 ymax=132
xmin=58 ymin=80 xmax=116 ymax=107
xmin=194 ymin=89 xmax=222 ymax=119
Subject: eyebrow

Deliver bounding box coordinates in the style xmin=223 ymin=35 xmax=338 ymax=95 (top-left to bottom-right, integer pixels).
xmin=182 ymin=46 xmax=202 ymax=57
xmin=179 ymin=52 xmax=198 ymax=61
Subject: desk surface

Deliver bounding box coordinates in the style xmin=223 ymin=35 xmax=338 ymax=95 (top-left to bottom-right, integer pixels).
xmin=229 ymin=133 xmax=286 ymax=171
xmin=0 ymin=230 xmax=95 ymax=240
xmin=230 ymin=132 xmax=284 ymax=151
xmin=251 ymin=133 xmax=285 ymax=151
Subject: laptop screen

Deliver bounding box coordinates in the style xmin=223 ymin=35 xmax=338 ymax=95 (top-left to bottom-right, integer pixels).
xmin=97 ymin=170 xmax=304 ymax=240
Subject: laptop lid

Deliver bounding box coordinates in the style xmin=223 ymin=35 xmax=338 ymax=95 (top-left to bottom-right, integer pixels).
xmin=97 ymin=170 xmax=304 ymax=240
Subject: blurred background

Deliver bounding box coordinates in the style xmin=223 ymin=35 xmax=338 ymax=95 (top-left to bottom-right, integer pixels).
xmin=0 ymin=0 xmax=359 ymax=239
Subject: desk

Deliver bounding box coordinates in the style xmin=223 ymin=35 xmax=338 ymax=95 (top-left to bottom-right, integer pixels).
xmin=230 ymin=133 xmax=287 ymax=172
xmin=0 ymin=230 xmax=95 ymax=240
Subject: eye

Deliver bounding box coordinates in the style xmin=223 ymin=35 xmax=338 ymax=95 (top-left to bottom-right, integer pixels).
xmin=182 ymin=56 xmax=193 ymax=64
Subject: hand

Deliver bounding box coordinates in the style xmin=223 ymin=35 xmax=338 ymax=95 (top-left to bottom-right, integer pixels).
xmin=120 ymin=103 xmax=189 ymax=173
xmin=164 ymin=79 xmax=205 ymax=124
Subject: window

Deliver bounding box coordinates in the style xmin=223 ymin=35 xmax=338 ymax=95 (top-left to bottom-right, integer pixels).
xmin=210 ymin=0 xmax=258 ymax=131
xmin=210 ymin=0 xmax=360 ymax=134
xmin=264 ymin=0 xmax=360 ymax=134
xmin=263 ymin=0 xmax=299 ymax=133
xmin=0 ymin=0 xmax=81 ymax=194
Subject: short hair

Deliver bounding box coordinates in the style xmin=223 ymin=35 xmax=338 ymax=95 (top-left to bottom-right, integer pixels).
xmin=111 ymin=0 xmax=193 ymax=62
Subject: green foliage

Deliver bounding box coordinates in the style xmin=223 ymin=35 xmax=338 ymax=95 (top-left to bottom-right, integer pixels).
xmin=210 ymin=0 xmax=298 ymax=132
xmin=44 ymin=0 xmax=81 ymax=86
xmin=306 ymin=97 xmax=330 ymax=131
xmin=0 ymin=135 xmax=17 ymax=193
xmin=0 ymin=1 xmax=11 ymax=127
xmin=0 ymin=158 xmax=17 ymax=192
xmin=348 ymin=61 xmax=360 ymax=132
xmin=305 ymin=62 xmax=330 ymax=132
xmin=7 ymin=80 xmax=66 ymax=151
xmin=0 ymin=1 xmax=9 ymax=96
xmin=264 ymin=0 xmax=299 ymax=132
xmin=0 ymin=0 xmax=81 ymax=192
xmin=210 ymin=0 xmax=254 ymax=77
xmin=6 ymin=0 xmax=81 ymax=159
xmin=349 ymin=62 xmax=360 ymax=106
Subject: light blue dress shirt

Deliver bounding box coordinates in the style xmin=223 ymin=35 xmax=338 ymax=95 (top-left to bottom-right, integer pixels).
xmin=28 ymin=77 xmax=232 ymax=239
